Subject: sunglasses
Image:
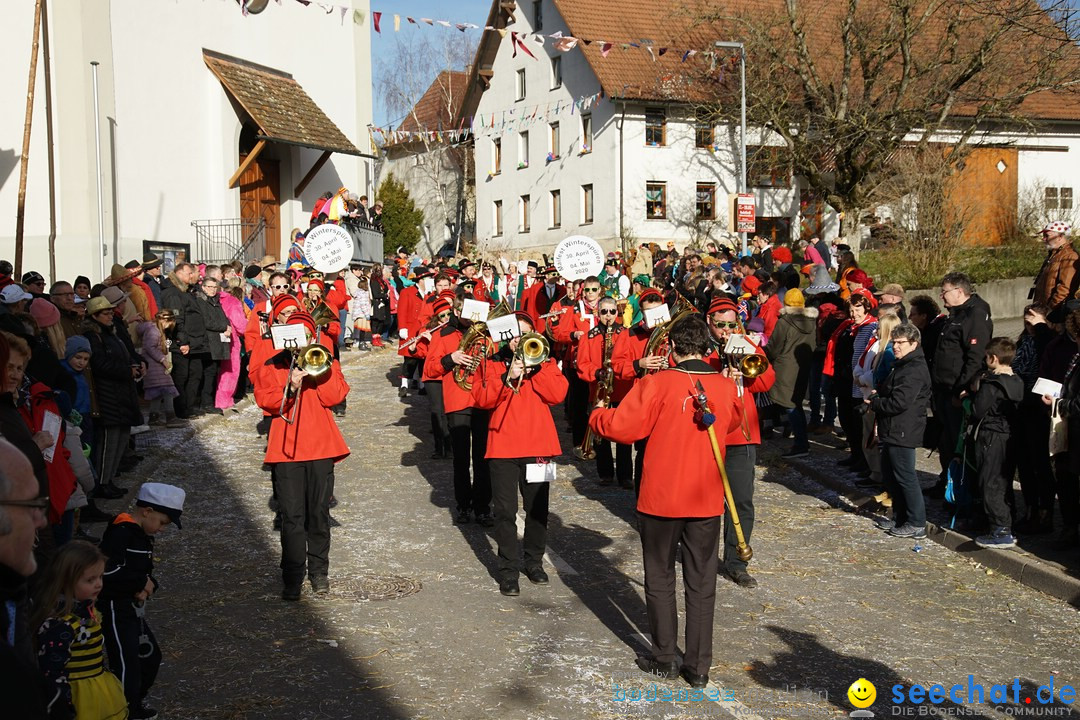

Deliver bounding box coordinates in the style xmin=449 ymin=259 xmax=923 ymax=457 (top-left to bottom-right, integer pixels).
xmin=271 ymin=284 xmax=290 ymax=290
xmin=599 ymin=309 xmax=618 ymax=316
xmin=583 ymin=287 xmax=601 ymax=293
xmin=713 ymin=321 xmax=739 ymax=329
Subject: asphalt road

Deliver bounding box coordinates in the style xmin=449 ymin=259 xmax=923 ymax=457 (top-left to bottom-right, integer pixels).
xmin=115 ymin=345 xmax=1077 ymax=720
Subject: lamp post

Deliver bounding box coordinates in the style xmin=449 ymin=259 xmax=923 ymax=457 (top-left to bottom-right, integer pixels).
xmin=714 ymin=41 xmax=747 ymax=257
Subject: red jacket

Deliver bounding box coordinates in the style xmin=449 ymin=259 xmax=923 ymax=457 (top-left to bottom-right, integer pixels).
xmin=520 ymin=282 xmax=567 ymax=333
xmin=705 ymin=337 xmax=775 ymax=446
xmin=589 ymin=360 xmax=743 ymax=517
xmin=576 ymin=325 xmax=632 ymax=404
xmin=612 ymin=324 xmax=653 ymax=380
xmin=396 ymin=285 xmax=423 ymax=356
xmin=758 ymin=294 xmax=782 ymax=338
xmin=326 ymin=278 xmax=348 ymax=314
xmin=473 ymin=357 xmax=568 ymax=458
xmin=422 ymin=323 xmax=459 ymax=383
xmin=253 ymin=348 xmax=350 ymax=464
xmin=18 ymin=383 xmax=76 ymax=523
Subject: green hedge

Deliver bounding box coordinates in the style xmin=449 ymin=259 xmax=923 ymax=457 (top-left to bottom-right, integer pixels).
xmin=860 ymin=243 xmax=1043 ymax=289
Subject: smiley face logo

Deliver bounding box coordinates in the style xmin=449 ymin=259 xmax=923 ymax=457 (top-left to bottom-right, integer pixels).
xmin=848 ymin=678 xmax=876 ymax=709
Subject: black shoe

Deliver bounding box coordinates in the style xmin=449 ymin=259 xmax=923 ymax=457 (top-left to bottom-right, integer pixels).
xmin=455 ymin=508 xmax=472 ymax=524
xmin=205 ymin=407 xmax=224 ymax=416
xmin=854 ymin=477 xmax=882 ymax=490
xmin=91 ymin=484 xmax=124 ymax=500
xmin=499 ymin=578 xmax=520 ymax=596
xmin=476 ymin=512 xmax=495 ymax=527
xmin=282 ymin=585 xmax=302 ymax=601
xmin=74 ymin=527 xmax=101 ymax=544
xmin=597 ymin=476 xmax=615 ymax=486
xmin=524 ymin=566 xmax=549 ymax=585
xmin=782 ymin=448 xmax=809 ymax=459
xmin=272 ymin=513 xmax=282 ymax=531
xmin=418 ymin=386 xmax=427 ymax=396
xmin=635 ymin=656 xmax=679 ymax=679
xmin=328 ymin=496 xmax=338 ymax=509
xmin=617 ymin=476 xmax=634 ymax=489
xmin=79 ymin=505 xmax=114 ymax=523
xmin=727 ymin=569 xmax=758 ymax=588
xmin=310 ymin=576 xmax=330 ymax=595
xmin=680 ymin=666 xmax=709 ymax=688
xmin=129 ymin=704 xmax=158 ymax=720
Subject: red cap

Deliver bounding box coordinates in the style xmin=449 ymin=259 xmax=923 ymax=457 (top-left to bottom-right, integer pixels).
xmin=708 ymin=297 xmax=738 ymax=315
xmin=432 ymin=298 xmax=452 ymax=316
xmin=850 ymin=287 xmax=878 ymax=309
xmin=306 ymin=278 xmax=325 ymax=293
xmin=741 ymin=275 xmax=762 ymax=295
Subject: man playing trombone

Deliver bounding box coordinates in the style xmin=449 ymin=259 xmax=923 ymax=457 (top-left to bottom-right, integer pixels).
xmin=252 ymin=310 xmax=350 ymax=601
xmin=589 ymin=315 xmax=742 ymax=690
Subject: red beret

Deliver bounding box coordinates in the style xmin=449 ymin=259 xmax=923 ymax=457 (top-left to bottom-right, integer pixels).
xmin=850 ymin=287 xmax=878 ymax=309
xmin=708 ymin=297 xmax=738 ymax=315
xmin=306 ymin=278 xmax=325 ymax=293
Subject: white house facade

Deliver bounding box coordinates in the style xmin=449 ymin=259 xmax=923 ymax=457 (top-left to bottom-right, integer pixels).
xmin=0 ymin=0 xmax=374 ymax=284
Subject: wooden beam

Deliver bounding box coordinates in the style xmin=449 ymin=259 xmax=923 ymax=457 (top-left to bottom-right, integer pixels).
xmin=228 ymin=139 xmax=266 ymax=189
xmin=293 ymin=150 xmax=332 ymax=197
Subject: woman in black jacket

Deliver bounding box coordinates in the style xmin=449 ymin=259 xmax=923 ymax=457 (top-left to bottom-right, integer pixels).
xmin=83 ymin=297 xmax=144 ymax=498
xmin=870 ymin=322 xmax=932 ymax=539
xmin=369 ymin=265 xmax=392 ymax=346
xmin=196 ymin=277 xmax=230 ymax=415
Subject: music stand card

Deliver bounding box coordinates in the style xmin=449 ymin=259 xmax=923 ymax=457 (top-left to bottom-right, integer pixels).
xmin=724 ymin=334 xmax=757 ymax=355
xmin=271 ymin=324 xmax=308 ymax=351
xmin=486 ymin=314 xmax=521 ymax=344
xmin=644 ymin=304 xmax=671 ymax=329
xmin=461 ymin=298 xmax=490 ymax=323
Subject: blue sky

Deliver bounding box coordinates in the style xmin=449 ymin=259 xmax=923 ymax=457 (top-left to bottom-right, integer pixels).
xmin=370 ymin=0 xmax=492 ymax=128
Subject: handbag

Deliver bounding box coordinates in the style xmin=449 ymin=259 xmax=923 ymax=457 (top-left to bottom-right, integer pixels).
xmin=1050 ymin=399 xmax=1068 ymax=457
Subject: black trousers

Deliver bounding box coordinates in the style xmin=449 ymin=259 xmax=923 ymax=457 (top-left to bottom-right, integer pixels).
xmin=92 ymin=425 xmax=131 ymax=488
xmin=1010 ymin=405 xmax=1054 ymax=513
xmin=837 ymin=395 xmax=866 ymax=467
xmin=489 ymin=458 xmax=549 ymax=579
xmin=1055 ymin=454 xmax=1080 ymax=528
xmin=426 ymin=381 xmax=451 ymax=455
xmin=934 ymin=388 xmax=965 ymax=479
xmin=200 ymin=358 xmax=220 ymax=409
xmin=565 ymin=369 xmax=589 ymax=446
xmin=274 ymin=459 xmax=334 ymax=585
xmin=976 ymin=430 xmax=1013 ymax=529
xmin=100 ymin=600 xmax=161 ymax=706
xmin=634 ymin=438 xmax=648 ymax=496
xmin=171 ymin=351 xmax=205 ymax=418
xmin=723 ymin=444 xmax=756 ymax=574
xmin=596 ymin=439 xmax=633 ymax=482
xmin=638 ymin=512 xmax=721 ymax=676
xmin=448 ymin=409 xmax=491 ymax=514
xmin=401 ymin=356 xmax=420 ymax=384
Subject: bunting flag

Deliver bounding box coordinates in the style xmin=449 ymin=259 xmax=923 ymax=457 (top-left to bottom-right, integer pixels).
xmin=372 ymin=11 xmax=381 ymax=33
xmin=515 ymin=32 xmax=538 ymax=60
xmin=394 ymin=14 xmax=400 ymax=31
xmin=601 ymin=42 xmax=613 ymax=58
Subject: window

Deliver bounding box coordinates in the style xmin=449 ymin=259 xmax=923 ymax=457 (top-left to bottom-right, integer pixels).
xmin=494 ymin=200 xmax=503 ymax=236
xmin=1046 ymin=187 xmax=1074 ymax=211
xmin=695 ymin=113 xmax=714 ymax=148
xmin=520 ymin=195 xmax=531 ymax=233
xmin=645 ymin=108 xmax=666 ymax=146
xmin=748 ymin=146 xmax=792 ymax=188
xmin=492 ymin=138 xmax=502 ymax=174
xmin=533 ymin=0 xmax=543 ymax=30
xmin=696 ymin=183 xmax=716 ymax=220
xmin=582 ymin=184 xmax=594 ymax=224
xmin=550 ymin=190 xmax=561 ymax=228
xmin=581 ymin=113 xmax=592 ymax=153
xmin=549 ymin=122 xmax=560 ymax=159
xmin=646 ymin=182 xmax=667 ymax=219
xmin=518 ymin=131 xmax=530 ymax=168
xmin=550 ymin=56 xmax=562 ymax=89
xmin=516 ymin=69 xmax=526 ymax=101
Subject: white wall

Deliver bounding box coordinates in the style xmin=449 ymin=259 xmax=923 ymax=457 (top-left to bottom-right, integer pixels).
xmin=0 ymin=0 xmax=372 ymax=285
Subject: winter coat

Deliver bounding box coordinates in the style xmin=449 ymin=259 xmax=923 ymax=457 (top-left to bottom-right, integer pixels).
xmin=17 ymin=382 xmax=77 ymax=523
xmin=1032 ymin=243 xmax=1079 ymax=316
xmin=196 ymin=292 xmax=231 ymax=361
xmin=61 ymin=359 xmax=91 ymax=417
xmin=970 ymin=371 xmax=1024 ymax=436
xmin=1054 ymin=349 xmax=1080 ymax=473
xmin=99 ymin=513 xmax=158 ymax=604
xmin=0 ymin=391 xmax=49 ymax=497
xmin=870 ymin=346 xmax=931 ymax=448
xmin=765 ymin=306 xmax=818 ymax=408
xmin=0 ymin=566 xmax=48 ymax=720
xmin=757 ymin=294 xmax=782 ymax=338
xmin=160 ymin=272 xmax=208 ymax=354
xmin=931 ymin=294 xmax=993 ymax=396
xmin=83 ymin=319 xmax=142 ymax=427
xmin=137 ymin=322 xmax=175 ymax=392
xmin=369 ymin=275 xmax=391 ymax=324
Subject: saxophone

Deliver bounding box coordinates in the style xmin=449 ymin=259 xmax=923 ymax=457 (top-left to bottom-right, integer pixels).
xmin=574 ymin=325 xmax=616 ymax=461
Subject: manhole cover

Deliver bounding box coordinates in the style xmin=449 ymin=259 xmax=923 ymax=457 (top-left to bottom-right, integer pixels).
xmin=336 ymin=574 xmax=422 ymax=601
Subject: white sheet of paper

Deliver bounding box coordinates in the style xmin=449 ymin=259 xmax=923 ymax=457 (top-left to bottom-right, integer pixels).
xmin=644 ymin=304 xmax=671 ymax=329
xmin=724 ymin=334 xmax=757 ymax=355
xmin=220 ymin=332 xmax=232 ymax=343
xmin=271 ymin=324 xmax=308 ymax=351
xmin=41 ymin=410 xmax=62 ymax=463
xmin=1032 ymin=377 xmax=1063 ymax=398
xmin=461 ymin=298 xmax=490 ymax=323
xmin=526 ymin=462 xmax=556 ymax=483
xmin=486 ymin=314 xmax=521 ymax=343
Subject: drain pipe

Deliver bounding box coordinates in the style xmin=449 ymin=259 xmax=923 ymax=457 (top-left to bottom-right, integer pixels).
xmin=91 ymin=60 xmax=105 ymax=282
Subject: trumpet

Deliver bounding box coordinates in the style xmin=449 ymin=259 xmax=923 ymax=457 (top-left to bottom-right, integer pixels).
xmin=278 ymin=341 xmax=333 ymax=425
xmin=509 ymin=332 xmax=550 ymax=393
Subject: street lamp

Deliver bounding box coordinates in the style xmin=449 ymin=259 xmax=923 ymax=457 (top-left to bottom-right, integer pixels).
xmin=714 ymin=41 xmax=747 ymax=257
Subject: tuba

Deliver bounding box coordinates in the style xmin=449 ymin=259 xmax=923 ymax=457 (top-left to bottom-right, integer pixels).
xmin=454 ymin=300 xmax=511 ymax=391
xmin=641 ymin=294 xmax=697 ymax=372
xmin=509 ymin=332 xmax=550 ymax=393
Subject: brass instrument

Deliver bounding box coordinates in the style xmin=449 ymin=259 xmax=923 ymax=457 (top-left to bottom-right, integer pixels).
xmin=641 ymin=294 xmax=697 ymax=373
xmin=304 ymin=298 xmax=337 ymax=328
xmin=725 ymin=344 xmax=769 ymax=441
xmin=453 ymin=300 xmax=512 ymax=391
xmin=278 ymin=339 xmax=333 ymax=425
xmin=574 ymin=326 xmax=616 ymax=461
xmin=509 ymin=332 xmax=550 ymax=393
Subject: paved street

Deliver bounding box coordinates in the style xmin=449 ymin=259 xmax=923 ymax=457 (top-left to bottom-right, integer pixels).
xmin=114 ymin=348 xmax=1080 ymax=720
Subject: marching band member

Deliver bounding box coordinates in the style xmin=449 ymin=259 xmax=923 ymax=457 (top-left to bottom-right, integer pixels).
xmin=706 ymin=296 xmax=775 ymax=589
xmin=474 ymin=313 xmax=568 ymax=597
xmin=520 ymin=266 xmax=566 ymax=334
xmin=512 ymin=261 xmax=540 ymax=310
xmin=396 ymin=267 xmax=432 ymax=398
xmin=252 ymin=311 xmax=350 ymax=601
xmin=425 ymin=289 xmax=493 ymax=525
xmin=474 ymin=261 xmax=500 ymax=304
xmin=589 ymin=315 xmax=742 ymax=690
xmin=415 ymin=273 xmax=454 ymax=331
xmin=414 ymin=295 xmax=454 ymax=459
xmin=551 ymin=276 xmax=603 ymax=447
xmin=244 ymin=271 xmax=295 ymax=360
xmin=302 ymin=278 xmax=342 ymax=349
xmin=576 ymin=295 xmax=633 ymax=487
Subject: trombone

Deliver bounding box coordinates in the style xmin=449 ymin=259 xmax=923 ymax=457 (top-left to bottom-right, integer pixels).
xmin=278 ymin=333 xmax=333 ymax=424
xmin=508 ymin=332 xmax=550 ymax=393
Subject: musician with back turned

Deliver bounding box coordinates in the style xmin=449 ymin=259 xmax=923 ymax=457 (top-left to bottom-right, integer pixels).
xmin=705 ymin=296 xmax=775 ymax=589
xmin=473 ymin=312 xmax=568 ymax=597
xmin=590 ymin=315 xmax=742 ymax=689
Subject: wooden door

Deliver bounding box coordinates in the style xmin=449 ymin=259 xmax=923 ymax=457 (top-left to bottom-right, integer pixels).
xmin=239 ymin=154 xmax=281 ymax=259
xmin=946 ymin=147 xmax=1018 ymax=246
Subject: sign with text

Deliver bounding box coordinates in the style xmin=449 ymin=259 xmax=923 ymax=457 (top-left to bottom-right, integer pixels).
xmin=553 ymin=235 xmax=604 ymax=281
xmin=729 ymin=194 xmax=756 ymax=234
xmin=305 ymin=224 xmax=355 ymax=273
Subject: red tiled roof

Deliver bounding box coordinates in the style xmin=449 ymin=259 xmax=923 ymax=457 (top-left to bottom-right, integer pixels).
xmin=398 ymin=70 xmax=470 ymax=133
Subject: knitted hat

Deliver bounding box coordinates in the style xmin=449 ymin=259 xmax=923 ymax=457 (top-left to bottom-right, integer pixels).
xmin=633 ymin=274 xmax=651 ymax=286
xmin=29 ymin=298 xmax=60 ymax=328
xmin=74 ymin=275 xmax=91 ymax=290
xmin=804 ymin=266 xmax=840 ymax=295
xmin=306 ymin=278 xmax=325 ymax=293
xmin=708 ymin=297 xmax=738 ymax=315
xmin=65 ymin=335 xmax=91 ymax=360
xmin=271 ymin=294 xmax=302 ymax=321
xmin=784 ymin=288 xmax=805 ymax=308
xmin=285 ymin=310 xmax=316 ymax=337
xmin=21 ymin=271 xmax=45 ymax=286
xmin=741 ymin=275 xmax=762 ymax=295
xmin=438 ymin=289 xmax=457 ymax=302
xmin=432 ymin=297 xmax=452 ymax=316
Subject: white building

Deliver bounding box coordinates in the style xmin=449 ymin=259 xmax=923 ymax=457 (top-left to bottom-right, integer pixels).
xmin=461 ymin=0 xmax=1080 ymax=255
xmin=0 ymin=0 xmax=374 ymax=285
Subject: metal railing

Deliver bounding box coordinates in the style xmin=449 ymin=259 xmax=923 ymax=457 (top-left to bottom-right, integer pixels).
xmin=341 ymin=219 xmax=385 ymax=264
xmin=190 ymin=217 xmax=266 ymax=265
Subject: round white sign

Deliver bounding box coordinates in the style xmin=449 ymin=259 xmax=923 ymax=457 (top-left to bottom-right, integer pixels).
xmin=553 ymin=235 xmax=604 ymax=281
xmin=304 ymin=224 xmax=355 ymax=273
